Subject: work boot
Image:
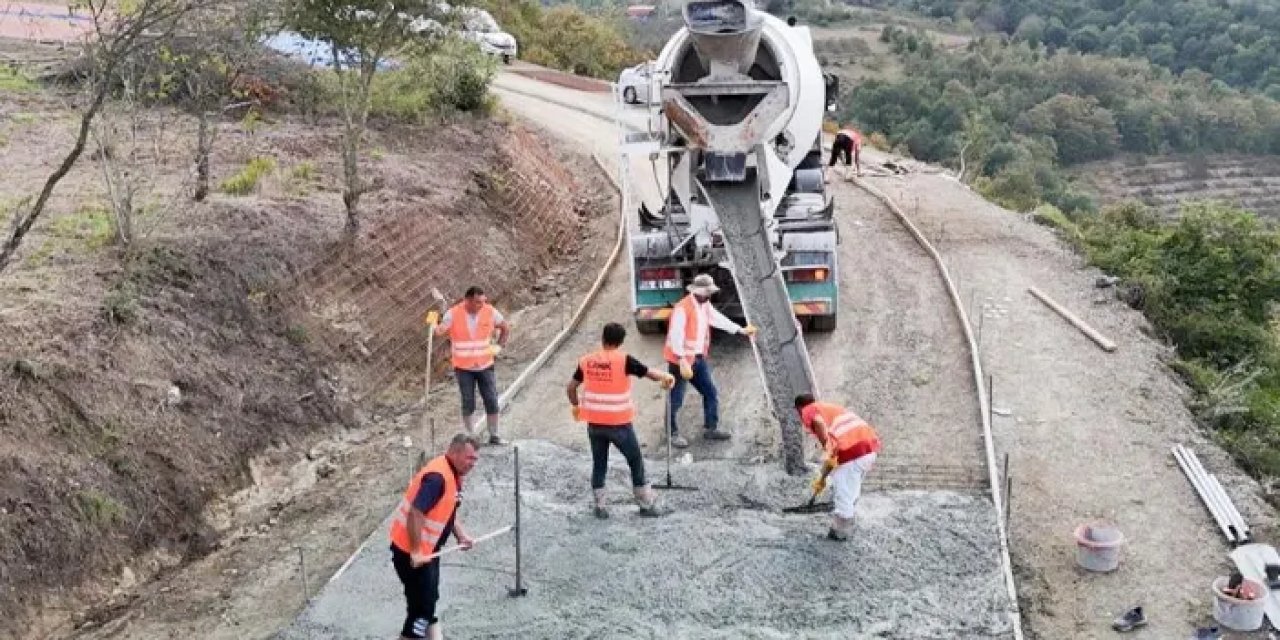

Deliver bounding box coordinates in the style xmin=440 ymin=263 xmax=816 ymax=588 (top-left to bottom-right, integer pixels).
xmin=592 ymin=489 xmax=609 ymax=520
xmin=825 ymin=527 xmax=848 ymax=541
xmin=487 ymin=434 xmax=503 ymax=446
xmin=670 ymin=434 xmax=689 ymax=449
xmin=634 ymin=486 xmax=668 ymax=517
xmin=1192 ymin=626 xmax=1221 ymax=640
xmin=1111 ymin=606 xmax=1147 ymax=632
xmin=703 ymin=427 xmax=731 ymax=441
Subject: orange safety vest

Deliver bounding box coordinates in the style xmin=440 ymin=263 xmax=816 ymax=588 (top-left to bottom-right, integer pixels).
xmin=805 ymin=402 xmax=881 ymax=464
xmin=448 ymin=302 xmax=496 ymax=370
xmin=577 ymin=349 xmax=635 ymax=426
xmin=663 ymin=295 xmax=710 ymax=365
xmin=390 ymin=455 xmax=459 ymax=556
xmin=837 ymin=128 xmax=862 ymax=148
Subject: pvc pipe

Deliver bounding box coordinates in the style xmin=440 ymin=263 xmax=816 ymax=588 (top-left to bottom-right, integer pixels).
xmin=1180 ymin=446 xmax=1249 ymax=543
xmin=1185 ymin=447 xmax=1250 ymax=541
xmin=853 ymin=178 xmax=1025 ymax=640
xmin=1173 ymin=445 xmax=1236 ymax=543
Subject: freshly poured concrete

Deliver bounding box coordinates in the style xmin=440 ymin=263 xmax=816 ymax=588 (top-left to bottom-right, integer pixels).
xmin=278 ymin=441 xmax=1014 ymax=639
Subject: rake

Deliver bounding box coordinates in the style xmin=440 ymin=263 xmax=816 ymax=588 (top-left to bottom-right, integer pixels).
xmin=654 ymin=388 xmax=698 ymax=491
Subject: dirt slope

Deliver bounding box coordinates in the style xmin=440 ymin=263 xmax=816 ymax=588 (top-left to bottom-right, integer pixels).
xmin=0 ymin=51 xmax=616 ymax=636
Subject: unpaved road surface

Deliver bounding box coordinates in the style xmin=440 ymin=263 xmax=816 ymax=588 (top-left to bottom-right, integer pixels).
xmin=846 ymin=150 xmax=1280 ymax=638
xmin=281 ymin=73 xmax=1014 ymax=637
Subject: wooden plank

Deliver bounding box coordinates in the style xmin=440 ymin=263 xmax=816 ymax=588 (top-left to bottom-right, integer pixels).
xmin=1027 ymin=286 xmax=1117 ymax=352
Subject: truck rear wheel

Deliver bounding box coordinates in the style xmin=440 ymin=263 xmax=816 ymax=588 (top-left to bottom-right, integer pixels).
xmin=808 ymin=315 xmax=837 ymax=332
xmin=635 ymin=319 xmax=666 ymax=335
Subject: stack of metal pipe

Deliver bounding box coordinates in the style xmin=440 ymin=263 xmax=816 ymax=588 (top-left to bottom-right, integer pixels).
xmin=1172 ymin=444 xmax=1251 ymax=545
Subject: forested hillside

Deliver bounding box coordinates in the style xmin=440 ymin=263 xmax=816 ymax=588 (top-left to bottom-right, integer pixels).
xmin=879 ymin=0 xmax=1280 ymax=95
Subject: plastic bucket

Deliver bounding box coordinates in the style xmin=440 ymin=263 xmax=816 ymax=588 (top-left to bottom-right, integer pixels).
xmin=1212 ymin=576 xmax=1268 ymax=631
xmin=1074 ymin=523 xmax=1124 ymax=572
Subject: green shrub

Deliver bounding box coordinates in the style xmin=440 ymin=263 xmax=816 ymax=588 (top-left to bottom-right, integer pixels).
xmin=74 ymin=490 xmax=125 ymax=527
xmin=0 ymin=65 xmax=35 ymax=92
xmin=220 ymin=156 xmax=276 ymax=195
xmin=103 ymin=281 xmax=139 ymax=325
xmin=1030 ymin=203 xmax=1082 ymax=244
xmin=50 ymin=203 xmax=114 ymax=248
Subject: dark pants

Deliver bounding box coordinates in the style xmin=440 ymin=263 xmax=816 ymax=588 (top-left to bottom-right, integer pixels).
xmin=830 ymin=134 xmax=855 ymax=166
xmin=588 ymin=424 xmax=646 ymax=489
xmin=667 ymin=356 xmax=719 ymax=436
xmin=456 ymin=366 xmax=499 ymax=416
xmin=391 ymin=545 xmax=440 ymax=638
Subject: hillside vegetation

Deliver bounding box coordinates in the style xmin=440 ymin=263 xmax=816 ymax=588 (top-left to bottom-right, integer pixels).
xmin=847 ymin=35 xmax=1280 ymax=214
xmin=879 ymin=0 xmax=1280 ymax=96
xmin=480 ymin=0 xmax=646 ymax=78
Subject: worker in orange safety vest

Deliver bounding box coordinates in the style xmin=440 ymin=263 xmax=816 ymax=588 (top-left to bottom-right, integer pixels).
xmin=425 ymin=286 xmax=510 ymax=445
xmin=795 ymin=394 xmax=881 ymax=541
xmin=568 ymin=322 xmax=676 ymax=519
xmin=388 ymin=433 xmax=479 ymax=640
xmin=664 ymin=273 xmax=757 ymax=449
xmin=826 ymin=124 xmax=862 ymax=182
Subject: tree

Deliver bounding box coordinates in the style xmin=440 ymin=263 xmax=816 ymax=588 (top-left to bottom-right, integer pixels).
xmin=284 ymin=0 xmax=455 ymax=236
xmin=0 ymin=0 xmax=205 ymax=274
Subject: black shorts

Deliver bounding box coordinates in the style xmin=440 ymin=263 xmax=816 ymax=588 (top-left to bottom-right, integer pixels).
xmin=830 ymin=134 xmax=856 ymax=166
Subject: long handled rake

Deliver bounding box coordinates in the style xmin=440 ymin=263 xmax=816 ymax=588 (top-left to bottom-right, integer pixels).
xmin=654 ymin=388 xmax=698 ymax=491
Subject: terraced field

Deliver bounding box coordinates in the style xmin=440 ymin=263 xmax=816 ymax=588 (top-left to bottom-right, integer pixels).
xmin=1077 ymin=155 xmax=1280 ymax=220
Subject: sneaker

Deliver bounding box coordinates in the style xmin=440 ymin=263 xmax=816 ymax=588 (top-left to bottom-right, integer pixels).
xmin=670 ymin=435 xmax=689 ymax=449
xmin=1111 ymin=606 xmax=1147 ymax=632
xmin=593 ymin=506 xmax=609 ymax=520
xmin=488 ymin=434 xmax=503 ymax=446
xmin=825 ymin=528 xmax=848 ymax=541
xmin=703 ymin=428 xmax=731 ymax=441
xmin=1193 ymin=626 xmax=1221 ymax=640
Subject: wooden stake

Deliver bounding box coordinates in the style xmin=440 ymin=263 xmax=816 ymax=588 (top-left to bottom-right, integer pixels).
xmin=1027 ymin=286 xmax=1117 ymax=352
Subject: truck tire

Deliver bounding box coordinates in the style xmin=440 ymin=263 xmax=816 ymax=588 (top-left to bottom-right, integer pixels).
xmin=623 ymin=86 xmax=637 ymax=104
xmin=635 ymin=319 xmax=666 ymax=335
xmin=808 ymin=314 xmax=837 ymax=332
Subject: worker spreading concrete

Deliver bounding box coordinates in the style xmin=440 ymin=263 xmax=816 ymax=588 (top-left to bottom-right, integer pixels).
xmin=568 ymin=322 xmax=676 ymax=518
xmin=826 ymin=124 xmax=862 ymax=181
xmin=388 ymin=433 xmax=479 ymax=640
xmin=795 ymin=394 xmax=881 ymax=540
xmin=426 ymin=286 xmax=510 ymax=445
xmin=664 ymin=273 xmax=756 ymax=448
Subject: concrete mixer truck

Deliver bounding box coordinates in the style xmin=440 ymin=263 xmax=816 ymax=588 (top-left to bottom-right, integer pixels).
xmin=618 ymin=0 xmax=841 ymax=472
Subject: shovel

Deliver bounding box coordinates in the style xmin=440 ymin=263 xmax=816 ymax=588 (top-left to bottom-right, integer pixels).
xmin=782 ymin=461 xmax=835 ymax=514
xmin=654 ymin=388 xmax=698 ymax=491
xmin=418 ymin=287 xmax=450 ymax=464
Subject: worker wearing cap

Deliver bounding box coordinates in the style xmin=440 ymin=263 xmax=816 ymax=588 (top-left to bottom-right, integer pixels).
xmin=567 ymin=322 xmax=676 ymax=518
xmin=794 ymin=394 xmax=881 ymax=541
xmin=663 ymin=273 xmax=757 ymax=448
xmin=389 ymin=433 xmax=479 ymax=640
xmin=827 ymin=124 xmax=862 ymax=181
xmin=425 ymin=286 xmax=510 ymax=445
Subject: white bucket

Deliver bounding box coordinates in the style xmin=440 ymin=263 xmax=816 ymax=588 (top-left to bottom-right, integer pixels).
xmin=1212 ymin=576 xmax=1268 ymax=631
xmin=1074 ymin=523 xmax=1123 ymax=572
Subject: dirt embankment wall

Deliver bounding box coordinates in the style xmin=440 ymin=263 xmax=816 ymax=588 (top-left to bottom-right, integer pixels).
xmin=0 ymin=117 xmax=600 ymax=637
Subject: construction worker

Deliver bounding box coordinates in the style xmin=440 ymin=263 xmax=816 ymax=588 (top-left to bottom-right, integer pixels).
xmin=794 ymin=394 xmax=881 ymax=541
xmin=826 ymin=124 xmax=862 ymax=181
xmin=425 ymin=286 xmax=510 ymax=445
xmin=389 ymin=433 xmax=479 ymax=640
xmin=664 ymin=273 xmax=757 ymax=448
xmin=567 ymin=322 xmax=676 ymax=518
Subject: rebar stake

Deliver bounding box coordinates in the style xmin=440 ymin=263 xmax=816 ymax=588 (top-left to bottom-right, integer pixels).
xmin=508 ymin=446 xmax=527 ymax=597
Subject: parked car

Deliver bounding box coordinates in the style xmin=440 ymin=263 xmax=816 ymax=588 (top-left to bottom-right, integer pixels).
xmin=618 ymin=61 xmax=657 ymax=104
xmin=456 ymin=6 xmax=517 ymax=64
